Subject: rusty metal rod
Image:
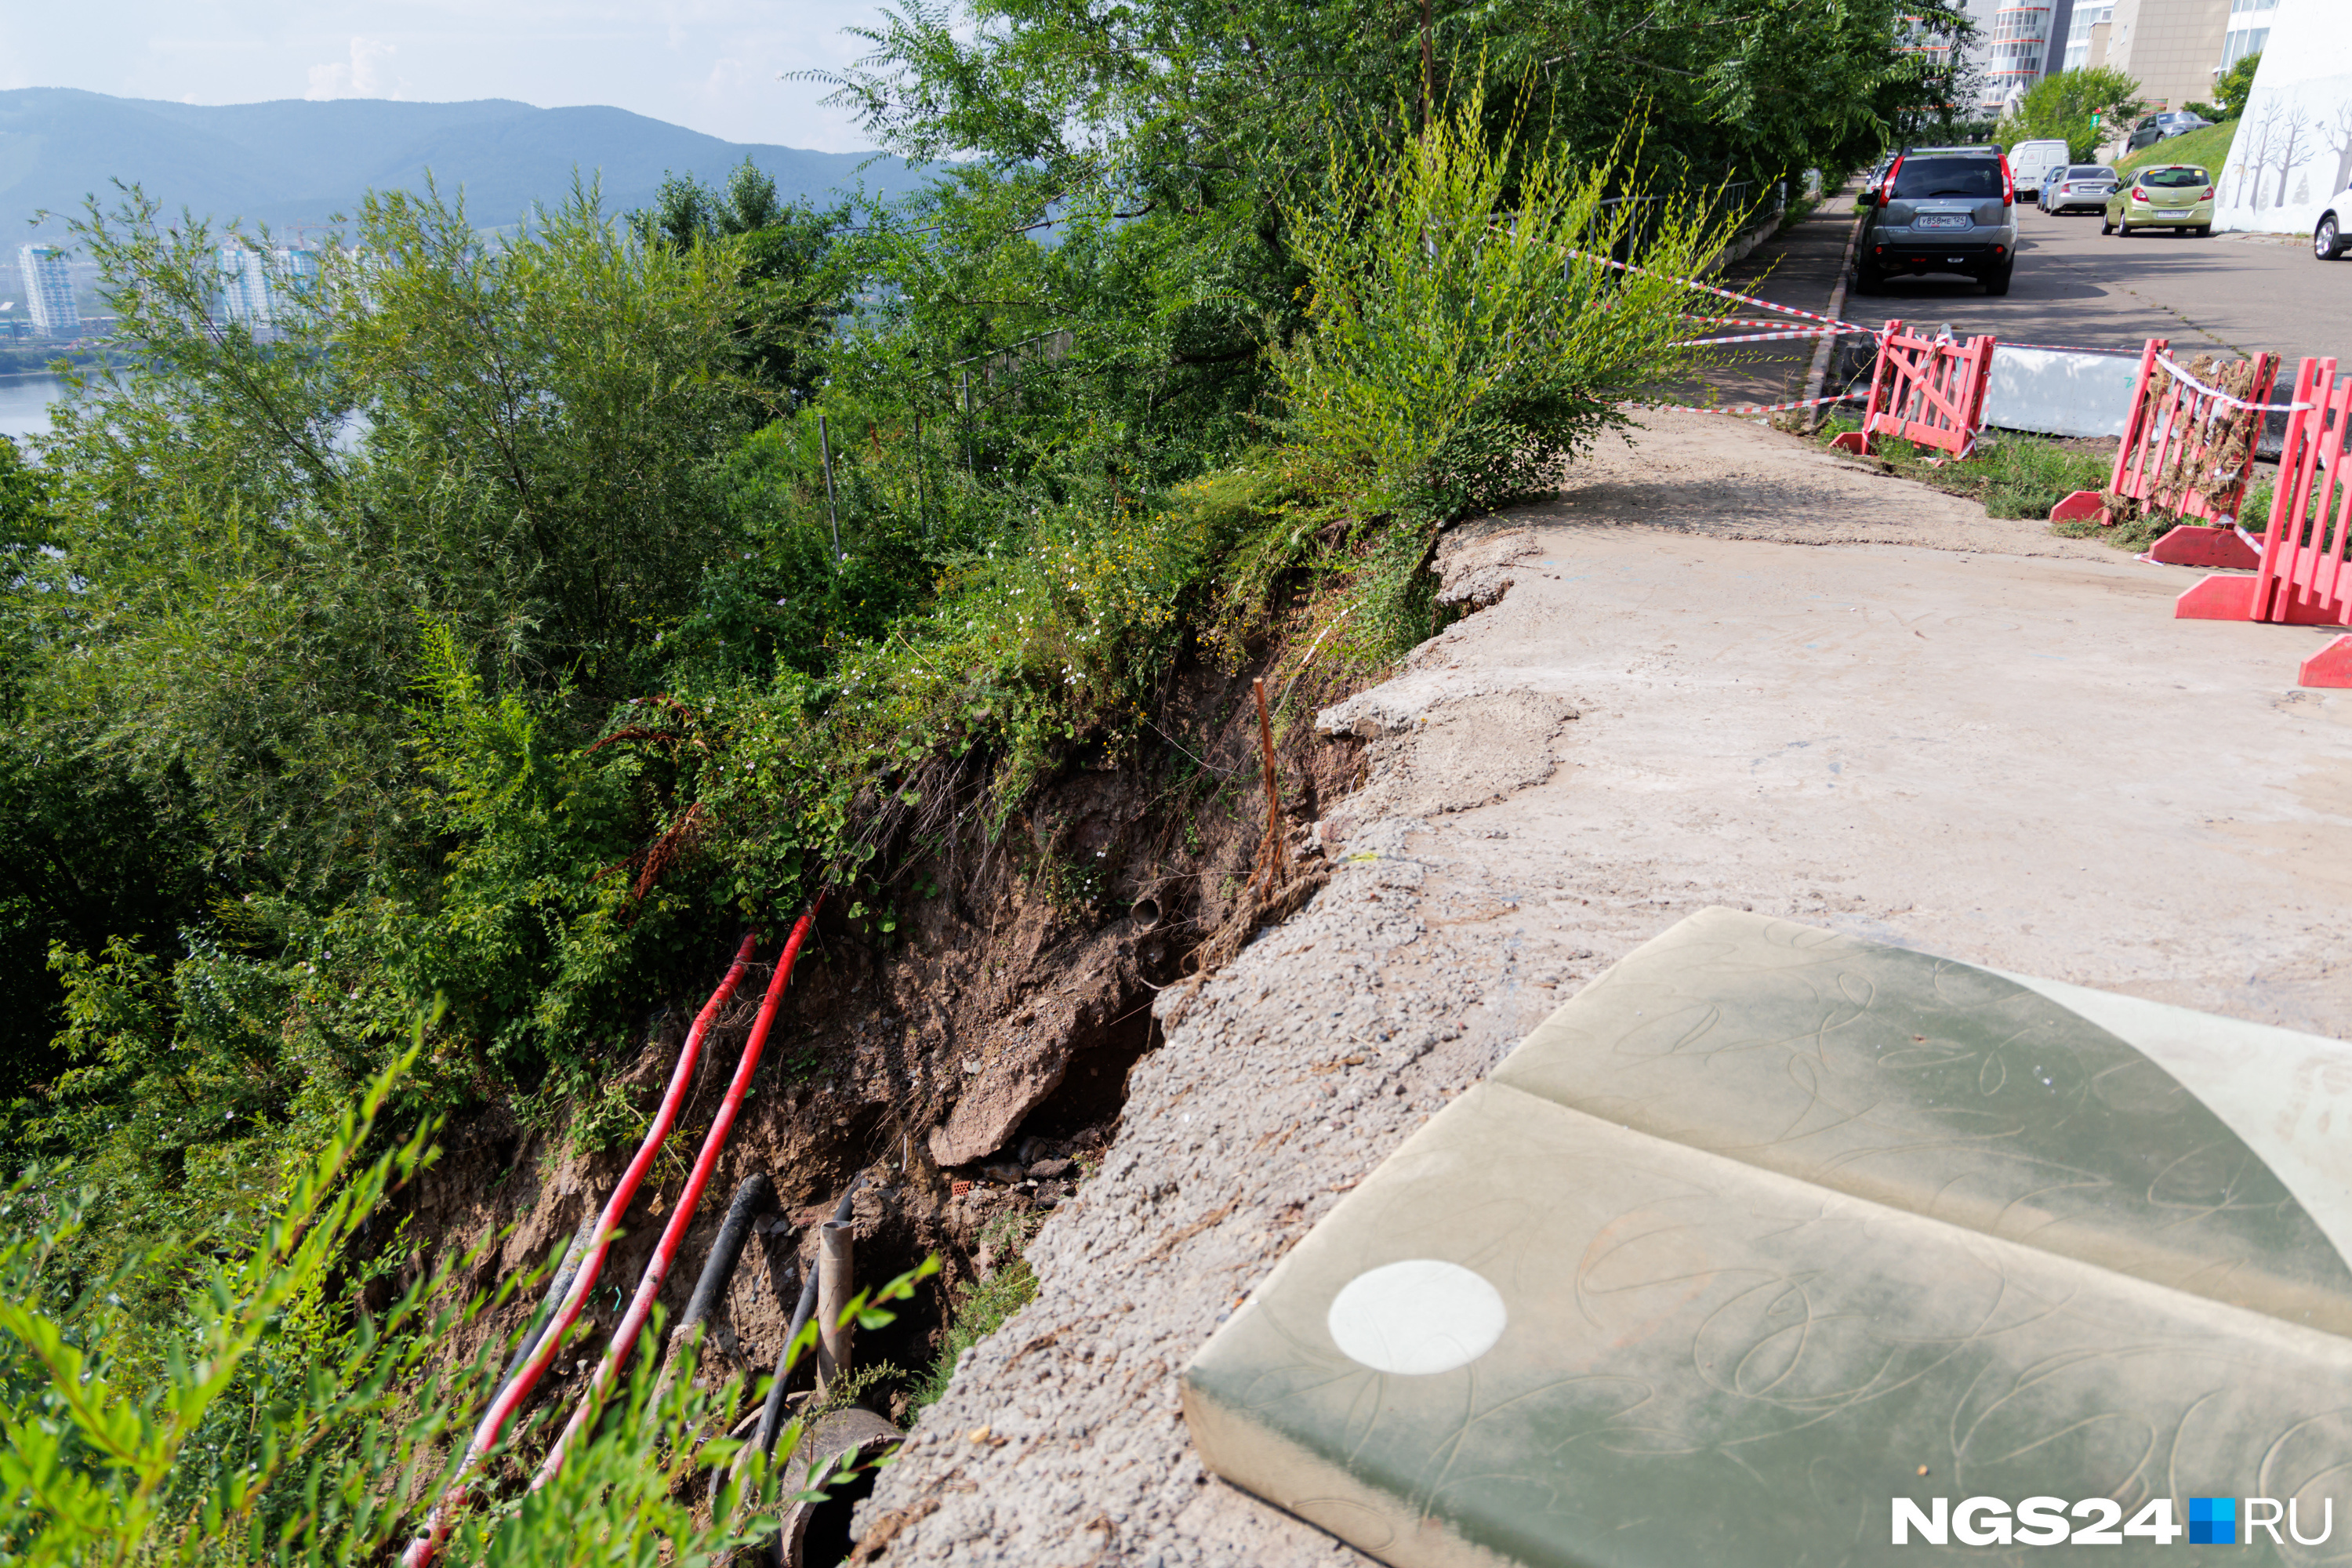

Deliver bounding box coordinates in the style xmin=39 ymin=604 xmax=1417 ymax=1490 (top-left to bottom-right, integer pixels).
xmin=1251 ymin=677 xmax=1289 ymax=888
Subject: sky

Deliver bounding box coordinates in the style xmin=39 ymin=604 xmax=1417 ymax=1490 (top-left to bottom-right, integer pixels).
xmin=2 ymin=0 xmax=898 ymax=152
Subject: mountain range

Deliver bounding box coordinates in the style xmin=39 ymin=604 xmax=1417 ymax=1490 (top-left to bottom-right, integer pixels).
xmin=0 ymin=89 xmax=934 ymax=238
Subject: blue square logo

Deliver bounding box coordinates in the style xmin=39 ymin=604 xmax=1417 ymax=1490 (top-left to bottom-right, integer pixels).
xmin=2189 ymin=1497 xmax=2236 ymax=1545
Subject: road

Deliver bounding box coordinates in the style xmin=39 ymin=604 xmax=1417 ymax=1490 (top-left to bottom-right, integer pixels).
xmin=1870 ymin=203 xmax=2352 ymax=365
xmin=1682 ymin=190 xmax=2352 ymax=412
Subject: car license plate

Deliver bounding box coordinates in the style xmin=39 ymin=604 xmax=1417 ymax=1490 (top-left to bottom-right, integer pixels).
xmin=1916 ymin=214 xmax=1969 ymax=230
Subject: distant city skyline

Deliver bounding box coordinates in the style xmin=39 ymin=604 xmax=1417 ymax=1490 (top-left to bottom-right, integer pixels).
xmin=4 ymin=0 xmax=897 ymax=154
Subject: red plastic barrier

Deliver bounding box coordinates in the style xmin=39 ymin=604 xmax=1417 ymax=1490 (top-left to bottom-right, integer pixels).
xmin=2176 ymin=354 xmax=2352 ymax=688
xmin=1828 ymin=320 xmax=1995 ymax=459
xmin=532 ymin=899 xmax=821 ymax=1490
xmin=2143 ymin=524 xmax=2262 ymax=570
xmin=2051 ymin=338 xmax=2279 ymax=527
xmin=401 ymin=934 xmax=760 ymax=1568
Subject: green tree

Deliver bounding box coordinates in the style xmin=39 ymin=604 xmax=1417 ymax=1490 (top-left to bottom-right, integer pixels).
xmin=630 ymin=158 xmax=853 ymax=410
xmin=2215 ymin=53 xmax=2260 ymax=121
xmin=1996 ymin=66 xmax=2146 ymax=160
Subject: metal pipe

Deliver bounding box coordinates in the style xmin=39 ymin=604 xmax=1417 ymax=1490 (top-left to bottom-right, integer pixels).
xmin=641 ymin=1172 xmax=772 ymax=1430
xmin=815 ymin=1221 xmax=855 ymax=1396
xmin=817 ymin=414 xmax=841 ymax=561
xmin=750 ymin=1178 xmax=862 ymax=1464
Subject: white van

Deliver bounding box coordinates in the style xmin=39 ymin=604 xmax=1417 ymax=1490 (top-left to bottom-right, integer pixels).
xmin=2007 ymin=140 xmax=2073 ymax=198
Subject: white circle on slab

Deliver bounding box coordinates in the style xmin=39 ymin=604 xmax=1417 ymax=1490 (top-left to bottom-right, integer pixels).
xmin=1326 ymin=1259 xmax=1508 ymax=1375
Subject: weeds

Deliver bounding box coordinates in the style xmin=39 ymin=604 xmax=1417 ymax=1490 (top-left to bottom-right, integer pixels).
xmin=1817 ymin=412 xmax=2115 ymax=519
xmin=912 ymin=1209 xmax=1044 ymax=1410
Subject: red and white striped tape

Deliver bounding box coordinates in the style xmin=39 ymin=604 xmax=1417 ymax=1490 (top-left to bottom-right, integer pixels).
xmin=1630 ymin=390 xmax=1854 ymax=416
xmin=1548 ymin=238 xmax=1867 ymax=334
xmin=2154 ymin=351 xmax=2312 ymax=413
xmin=1674 ymin=327 xmax=1847 ymax=348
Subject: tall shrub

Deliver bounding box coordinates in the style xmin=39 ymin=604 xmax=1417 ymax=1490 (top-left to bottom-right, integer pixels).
xmin=1275 ymin=93 xmax=1737 ymax=521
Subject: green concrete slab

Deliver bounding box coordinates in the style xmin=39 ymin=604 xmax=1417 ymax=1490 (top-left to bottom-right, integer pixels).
xmin=1182 ymin=909 xmax=2352 ymax=1566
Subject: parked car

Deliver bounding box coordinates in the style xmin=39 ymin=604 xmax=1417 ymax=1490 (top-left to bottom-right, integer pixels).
xmin=2044 ymin=165 xmax=2121 ymax=213
xmin=2128 ymin=111 xmax=2212 ymax=151
xmin=2318 ymin=182 xmax=2352 ymax=259
xmin=2007 ymin=139 xmax=2072 ymax=198
xmin=1854 ymin=146 xmax=2016 ymax=295
xmin=2102 ymin=165 xmax=2215 ymax=236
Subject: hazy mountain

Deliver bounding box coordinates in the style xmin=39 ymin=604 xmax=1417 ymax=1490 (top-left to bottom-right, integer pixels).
xmin=0 ymin=89 xmax=935 ymax=237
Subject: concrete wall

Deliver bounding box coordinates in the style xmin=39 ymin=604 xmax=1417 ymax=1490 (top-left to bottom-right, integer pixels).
xmin=2214 ymin=0 xmax=2352 ymax=234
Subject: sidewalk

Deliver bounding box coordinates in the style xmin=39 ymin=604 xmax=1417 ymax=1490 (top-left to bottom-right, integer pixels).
xmin=848 ymin=413 xmax=2352 ymax=1567
xmin=1653 ymin=188 xmax=1861 ymax=412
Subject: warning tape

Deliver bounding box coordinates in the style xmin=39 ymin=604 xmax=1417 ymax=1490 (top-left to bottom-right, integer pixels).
xmin=2154 ymin=351 xmax=2313 ymax=413
xmin=1630 ymin=390 xmax=1857 ymax=416
xmin=1538 ymin=235 xmax=1866 ymax=334
xmin=1674 ymin=328 xmax=1847 ymax=348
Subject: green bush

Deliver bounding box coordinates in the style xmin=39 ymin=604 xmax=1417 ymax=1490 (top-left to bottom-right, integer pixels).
xmin=1272 ymin=93 xmax=1740 ymax=662
xmin=0 ymin=1038 xmax=936 ymax=1565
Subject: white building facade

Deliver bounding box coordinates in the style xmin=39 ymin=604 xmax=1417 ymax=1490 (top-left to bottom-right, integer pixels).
xmin=213 ymin=244 xmax=324 ymax=328
xmin=16 ymin=244 xmax=80 ymax=338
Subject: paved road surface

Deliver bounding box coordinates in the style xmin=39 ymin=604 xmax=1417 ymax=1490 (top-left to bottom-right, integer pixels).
xmin=1866 ymin=203 xmax=2352 ymax=366
xmin=1682 ymin=190 xmax=2352 ymax=412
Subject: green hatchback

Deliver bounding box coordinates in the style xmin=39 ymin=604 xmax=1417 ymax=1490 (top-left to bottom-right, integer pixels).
xmin=2103 ymin=164 xmax=2215 ymax=236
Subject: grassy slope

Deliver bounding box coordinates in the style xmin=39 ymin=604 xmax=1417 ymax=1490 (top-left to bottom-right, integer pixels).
xmin=2116 ymin=120 xmax=2237 ymax=178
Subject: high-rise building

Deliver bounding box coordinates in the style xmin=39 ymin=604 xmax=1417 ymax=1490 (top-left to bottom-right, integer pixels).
xmin=218 ymin=245 xmax=270 ymax=325
xmin=16 ymin=244 xmax=79 ymax=338
xmin=2220 ymin=0 xmax=2278 ymax=69
xmin=212 ymin=244 xmax=324 ymax=328
xmin=1961 ymin=0 xmax=2075 ymax=114
xmin=2100 ymin=0 xmax=2231 ymax=112
xmin=273 ymin=247 xmax=322 ymax=314
xmin=1984 ymin=4 xmax=2059 ymax=110
xmin=2062 ymin=2 xmax=2116 ymax=69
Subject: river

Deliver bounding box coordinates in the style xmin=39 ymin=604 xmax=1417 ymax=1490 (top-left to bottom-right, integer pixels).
xmin=0 ymin=372 xmax=69 ymax=446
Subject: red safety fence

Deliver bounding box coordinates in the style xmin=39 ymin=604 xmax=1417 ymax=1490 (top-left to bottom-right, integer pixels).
xmin=2176 ymin=354 xmax=2352 ymax=688
xmin=1828 ymin=321 xmax=1995 ymax=459
xmin=2049 ymin=339 xmax=2278 ymax=561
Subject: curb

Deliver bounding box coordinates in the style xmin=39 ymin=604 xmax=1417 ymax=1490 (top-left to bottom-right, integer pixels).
xmin=1802 ymin=195 xmax=1867 ymax=431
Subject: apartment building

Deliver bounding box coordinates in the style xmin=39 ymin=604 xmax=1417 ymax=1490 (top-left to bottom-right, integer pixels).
xmin=2101 ymin=0 xmax=2232 ymax=111
xmin=15 ymin=244 xmax=79 ymax=338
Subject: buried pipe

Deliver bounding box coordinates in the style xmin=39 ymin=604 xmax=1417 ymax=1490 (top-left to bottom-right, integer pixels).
xmin=641 ymin=1171 xmax=775 ymax=1430
xmin=774 ymin=1407 xmax=903 ymax=1568
xmin=535 ymin=902 xmax=822 ymax=1491
xmin=746 ymin=1178 xmax=863 ymax=1471
xmin=814 ymin=1221 xmax=855 ymax=1396
xmin=495 ymin=1208 xmax=601 ymax=1395
xmin=400 ymin=933 xmax=761 ymax=1568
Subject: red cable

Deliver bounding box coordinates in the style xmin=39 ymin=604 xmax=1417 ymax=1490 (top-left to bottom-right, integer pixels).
xmin=532 ymin=898 xmax=822 ymax=1491
xmin=401 ymin=932 xmax=760 ymax=1568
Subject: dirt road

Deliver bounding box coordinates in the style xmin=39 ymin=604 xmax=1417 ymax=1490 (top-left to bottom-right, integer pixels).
xmin=853 ymin=416 xmax=2352 ymax=1566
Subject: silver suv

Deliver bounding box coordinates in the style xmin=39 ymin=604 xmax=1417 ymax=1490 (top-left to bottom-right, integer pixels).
xmin=1854 ymin=146 xmax=2019 ymax=296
